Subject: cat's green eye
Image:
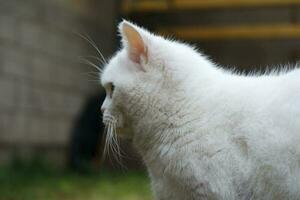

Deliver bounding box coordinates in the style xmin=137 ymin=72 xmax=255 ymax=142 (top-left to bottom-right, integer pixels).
xmin=108 ymin=83 xmax=115 ymax=98
xmin=111 ymin=83 xmax=115 ymax=93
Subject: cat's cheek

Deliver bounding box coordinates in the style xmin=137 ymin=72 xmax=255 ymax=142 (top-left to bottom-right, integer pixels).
xmin=116 ymin=113 xmax=125 ymax=128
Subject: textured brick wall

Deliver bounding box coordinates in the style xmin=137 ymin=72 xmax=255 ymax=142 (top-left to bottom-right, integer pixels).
xmin=0 ymin=0 xmax=116 ymax=166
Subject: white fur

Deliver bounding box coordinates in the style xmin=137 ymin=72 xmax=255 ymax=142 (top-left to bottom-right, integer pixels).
xmin=101 ymin=21 xmax=300 ymax=200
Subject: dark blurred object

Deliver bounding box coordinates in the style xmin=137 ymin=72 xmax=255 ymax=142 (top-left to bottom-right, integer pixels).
xmin=68 ymin=92 xmax=146 ymax=171
xmin=69 ymin=93 xmax=106 ymax=172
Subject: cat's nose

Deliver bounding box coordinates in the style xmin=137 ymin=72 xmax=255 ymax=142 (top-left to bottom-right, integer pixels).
xmin=101 ymin=107 xmax=106 ymax=114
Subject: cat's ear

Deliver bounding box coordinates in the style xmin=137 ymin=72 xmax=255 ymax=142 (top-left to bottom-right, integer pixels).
xmin=119 ymin=21 xmax=148 ymax=66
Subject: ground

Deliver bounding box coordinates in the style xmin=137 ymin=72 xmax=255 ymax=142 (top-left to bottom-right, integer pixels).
xmin=0 ymin=165 xmax=152 ymax=200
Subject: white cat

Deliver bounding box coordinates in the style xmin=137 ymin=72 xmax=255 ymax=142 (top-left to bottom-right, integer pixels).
xmin=100 ymin=20 xmax=300 ymax=200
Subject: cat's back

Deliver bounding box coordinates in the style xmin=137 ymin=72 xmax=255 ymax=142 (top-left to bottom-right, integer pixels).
xmin=228 ymin=66 xmax=300 ymax=123
xmin=231 ymin=67 xmax=300 ymax=155
xmin=258 ymin=67 xmax=300 ymax=130
xmin=229 ymin=67 xmax=300 ymax=199
xmin=197 ymin=67 xmax=300 ymax=199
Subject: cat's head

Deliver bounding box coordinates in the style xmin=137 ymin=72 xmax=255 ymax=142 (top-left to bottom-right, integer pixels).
xmin=100 ymin=20 xmax=209 ymax=149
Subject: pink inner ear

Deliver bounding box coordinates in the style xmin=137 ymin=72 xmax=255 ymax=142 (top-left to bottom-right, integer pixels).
xmin=122 ymin=23 xmax=148 ymax=65
xmin=129 ymin=45 xmax=147 ymax=64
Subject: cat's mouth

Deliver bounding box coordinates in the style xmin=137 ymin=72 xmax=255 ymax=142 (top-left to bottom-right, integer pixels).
xmin=103 ymin=112 xmax=126 ymax=129
xmin=103 ymin=114 xmax=132 ymax=139
xmin=103 ymin=114 xmax=117 ymax=125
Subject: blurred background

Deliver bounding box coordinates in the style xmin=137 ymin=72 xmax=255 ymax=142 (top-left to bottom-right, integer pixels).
xmin=0 ymin=0 xmax=299 ymax=199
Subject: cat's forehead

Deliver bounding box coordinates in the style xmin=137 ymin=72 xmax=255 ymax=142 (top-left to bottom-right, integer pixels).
xmin=101 ymin=50 xmax=132 ymax=86
xmin=101 ymin=57 xmax=119 ymax=85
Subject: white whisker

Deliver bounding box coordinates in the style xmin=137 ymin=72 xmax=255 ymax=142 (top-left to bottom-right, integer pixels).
xmin=79 ymin=57 xmax=103 ymax=72
xmin=102 ymin=115 xmax=125 ymax=168
xmin=84 ymin=34 xmax=108 ymax=65
xmin=83 ymin=55 xmax=106 ymax=66
xmin=82 ymin=71 xmax=101 ymax=75
xmin=76 ymin=32 xmax=108 ymax=64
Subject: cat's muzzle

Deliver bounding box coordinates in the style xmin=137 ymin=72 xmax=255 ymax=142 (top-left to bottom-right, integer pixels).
xmin=103 ymin=115 xmax=118 ymax=125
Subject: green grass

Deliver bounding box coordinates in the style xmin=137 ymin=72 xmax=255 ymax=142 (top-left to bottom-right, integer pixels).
xmin=0 ymin=166 xmax=153 ymax=200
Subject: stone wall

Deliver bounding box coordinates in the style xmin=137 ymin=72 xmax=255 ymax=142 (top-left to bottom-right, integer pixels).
xmin=0 ymin=0 xmax=117 ymax=167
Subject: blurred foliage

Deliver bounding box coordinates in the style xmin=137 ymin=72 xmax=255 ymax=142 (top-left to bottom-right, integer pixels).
xmin=0 ymin=163 xmax=152 ymax=200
